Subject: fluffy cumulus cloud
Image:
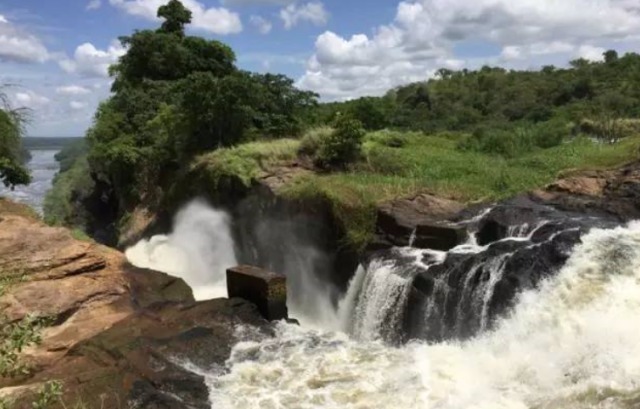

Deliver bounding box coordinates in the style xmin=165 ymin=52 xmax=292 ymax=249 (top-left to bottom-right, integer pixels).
xmin=299 ymin=0 xmax=640 ymax=99
xmin=109 ymin=0 xmax=242 ymax=35
xmin=250 ymin=15 xmax=272 ymax=34
xmin=56 ymin=85 xmax=92 ymax=95
xmin=222 ymin=0 xmax=294 ymax=5
xmin=0 ymin=14 xmax=50 ymax=64
xmin=69 ymin=100 xmax=88 ymax=110
xmin=86 ymin=0 xmax=102 ymax=10
xmin=59 ymin=40 xmax=126 ymax=78
xmin=280 ymin=2 xmax=328 ymax=29
xmin=14 ymin=91 xmax=50 ymax=108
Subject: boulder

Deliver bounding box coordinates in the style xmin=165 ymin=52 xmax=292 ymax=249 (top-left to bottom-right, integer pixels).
xmin=227 ymin=265 xmax=288 ymax=321
xmin=0 ymin=201 xmax=272 ymax=408
xmin=372 ymin=193 xmax=465 ymax=251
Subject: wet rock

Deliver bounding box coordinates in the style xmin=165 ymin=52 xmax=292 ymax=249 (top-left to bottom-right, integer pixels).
xmin=227 ymin=265 xmax=288 ymax=321
xmin=372 ymin=193 xmax=465 ymax=251
xmin=405 ymin=228 xmax=583 ymax=342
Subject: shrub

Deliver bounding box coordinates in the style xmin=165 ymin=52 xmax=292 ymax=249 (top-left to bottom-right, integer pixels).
xmin=531 ymin=120 xmax=565 ymax=148
xmin=315 ymin=117 xmax=365 ymax=169
xmin=298 ymin=126 xmax=333 ymax=157
xmin=458 ymin=128 xmax=526 ymax=158
xmin=577 ymin=118 xmax=640 ymax=143
xmin=363 ymin=146 xmax=409 ymax=175
xmin=458 ymin=121 xmax=567 ymax=157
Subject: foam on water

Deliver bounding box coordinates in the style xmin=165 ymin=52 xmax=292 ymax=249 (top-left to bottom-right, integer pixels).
xmin=209 ymin=222 xmax=640 ymax=408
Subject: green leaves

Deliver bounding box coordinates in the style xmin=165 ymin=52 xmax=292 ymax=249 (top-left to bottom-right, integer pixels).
xmin=0 ymin=314 xmax=51 ymax=378
xmin=315 ymin=116 xmax=366 ymax=169
xmin=0 ymin=91 xmax=31 ymax=189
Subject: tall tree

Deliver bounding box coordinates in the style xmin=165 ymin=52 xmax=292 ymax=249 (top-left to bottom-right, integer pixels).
xmin=0 ymin=89 xmax=30 ymax=189
xmin=158 ymin=0 xmax=192 ymax=35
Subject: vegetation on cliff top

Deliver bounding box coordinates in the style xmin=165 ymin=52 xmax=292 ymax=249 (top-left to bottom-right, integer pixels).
xmin=0 ymin=88 xmax=30 ymax=190
xmin=46 ymin=0 xmax=640 ymax=250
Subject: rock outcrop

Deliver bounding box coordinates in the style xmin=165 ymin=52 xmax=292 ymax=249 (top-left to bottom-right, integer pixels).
xmin=398 ymin=161 xmax=640 ymax=343
xmin=0 ymin=202 xmax=270 ymax=408
xmin=371 ymin=193 xmax=465 ymax=251
xmin=227 ymin=265 xmax=288 ymax=321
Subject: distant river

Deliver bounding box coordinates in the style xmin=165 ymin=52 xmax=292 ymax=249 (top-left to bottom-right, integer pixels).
xmin=0 ymin=150 xmax=59 ymax=214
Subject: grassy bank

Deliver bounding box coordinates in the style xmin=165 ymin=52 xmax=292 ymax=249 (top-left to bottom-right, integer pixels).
xmin=190 ymin=129 xmax=640 ymax=251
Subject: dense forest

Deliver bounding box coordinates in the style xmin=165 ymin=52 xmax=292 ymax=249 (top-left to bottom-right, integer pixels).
xmin=43 ymin=0 xmax=640 ymax=248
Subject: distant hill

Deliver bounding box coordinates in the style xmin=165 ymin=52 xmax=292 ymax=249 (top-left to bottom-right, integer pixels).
xmin=22 ymin=137 xmax=83 ymax=151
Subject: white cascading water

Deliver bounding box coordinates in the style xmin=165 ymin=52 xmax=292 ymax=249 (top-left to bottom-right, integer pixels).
xmin=338 ymin=248 xmax=446 ymax=342
xmin=125 ymin=199 xmax=237 ymax=300
xmin=207 ymin=222 xmax=640 ymax=409
xmin=125 ymin=199 xmax=341 ymax=329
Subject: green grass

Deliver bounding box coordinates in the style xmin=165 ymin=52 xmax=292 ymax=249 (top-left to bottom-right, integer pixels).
xmin=192 ymin=138 xmax=300 ymax=188
xmin=70 ymin=229 xmax=93 ymax=243
xmin=192 ymin=129 xmax=640 ymax=251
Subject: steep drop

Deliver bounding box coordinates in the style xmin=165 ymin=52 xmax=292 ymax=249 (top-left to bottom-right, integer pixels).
xmin=209 ymin=222 xmax=640 ymax=409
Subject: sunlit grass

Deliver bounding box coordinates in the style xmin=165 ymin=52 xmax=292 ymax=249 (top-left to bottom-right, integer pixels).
xmin=194 ymin=129 xmax=640 ymax=251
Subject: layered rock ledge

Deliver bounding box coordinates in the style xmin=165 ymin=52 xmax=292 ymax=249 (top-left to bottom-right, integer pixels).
xmin=0 ymin=199 xmax=270 ymax=408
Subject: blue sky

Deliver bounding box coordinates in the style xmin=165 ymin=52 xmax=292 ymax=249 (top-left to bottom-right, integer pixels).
xmin=1 ymin=0 xmax=639 ymax=136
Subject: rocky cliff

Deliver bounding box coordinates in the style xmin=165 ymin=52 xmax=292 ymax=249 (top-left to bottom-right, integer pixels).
xmin=0 ymin=199 xmax=271 ymax=408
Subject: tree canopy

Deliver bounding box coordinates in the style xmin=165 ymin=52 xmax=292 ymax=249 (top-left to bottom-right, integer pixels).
xmin=0 ymin=90 xmax=30 ymax=189
xmin=308 ymin=51 xmax=640 ymax=134
xmin=86 ymin=0 xmax=318 ymax=209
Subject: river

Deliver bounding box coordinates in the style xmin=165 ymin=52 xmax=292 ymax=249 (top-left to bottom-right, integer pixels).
xmin=127 ymin=200 xmax=640 ymax=409
xmin=0 ymin=150 xmax=59 ymax=214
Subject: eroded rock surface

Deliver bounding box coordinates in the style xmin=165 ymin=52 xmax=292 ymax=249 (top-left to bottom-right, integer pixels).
xmin=0 ymin=202 xmax=269 ymax=408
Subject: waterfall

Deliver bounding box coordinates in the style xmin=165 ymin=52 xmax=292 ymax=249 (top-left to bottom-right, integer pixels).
xmin=338 ymin=249 xmax=445 ymax=342
xmin=125 ymin=199 xmax=237 ymax=300
xmin=209 ymin=221 xmax=640 ymax=409
xmin=126 ymin=199 xmax=341 ymax=329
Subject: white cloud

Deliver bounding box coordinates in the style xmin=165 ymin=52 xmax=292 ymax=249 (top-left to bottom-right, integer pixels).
xmin=14 ymin=91 xmax=50 ymax=108
xmin=578 ymin=45 xmax=607 ymax=62
xmin=298 ymin=0 xmax=640 ymax=100
xmin=70 ymin=101 xmax=88 ymax=110
xmin=222 ymin=0 xmax=294 ymax=5
xmin=250 ymin=15 xmax=272 ymax=34
xmin=500 ymin=42 xmax=575 ymax=61
xmin=280 ymin=2 xmax=328 ymax=29
xmin=109 ymin=0 xmax=242 ymax=35
xmin=0 ymin=15 xmax=49 ymax=63
xmin=56 ymin=85 xmax=92 ymax=95
xmin=59 ymin=40 xmax=126 ymax=78
xmin=86 ymin=0 xmax=102 ymax=10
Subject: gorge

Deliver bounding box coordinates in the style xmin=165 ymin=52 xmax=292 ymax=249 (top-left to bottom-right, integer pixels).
xmin=118 ymin=160 xmax=640 ymax=408
xmin=3 ymin=1 xmax=640 ymax=407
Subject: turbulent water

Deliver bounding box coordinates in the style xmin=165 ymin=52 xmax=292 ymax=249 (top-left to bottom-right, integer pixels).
xmin=208 ymin=222 xmax=640 ymax=409
xmin=126 ymin=200 xmax=237 ymax=300
xmin=127 ymin=200 xmax=640 ymax=408
xmin=0 ymin=150 xmax=59 ymax=213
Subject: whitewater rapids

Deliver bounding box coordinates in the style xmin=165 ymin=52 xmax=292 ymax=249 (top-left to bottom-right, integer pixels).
xmin=207 ymin=222 xmax=640 ymax=409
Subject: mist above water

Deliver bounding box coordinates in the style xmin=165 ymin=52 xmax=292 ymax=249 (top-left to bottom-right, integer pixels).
xmin=126 ymin=199 xmax=341 ymax=329
xmin=126 ymin=199 xmax=237 ymax=300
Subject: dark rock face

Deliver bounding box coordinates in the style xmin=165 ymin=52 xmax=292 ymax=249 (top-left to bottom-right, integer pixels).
xmin=398 ymin=177 xmax=632 ymax=343
xmin=372 ymin=193 xmax=465 ymax=251
xmin=71 ymin=299 xmax=270 ymax=409
xmin=404 ymin=227 xmax=583 ymax=342
xmin=232 ymin=185 xmax=357 ymax=300
xmin=227 ymin=265 xmax=288 ymax=321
